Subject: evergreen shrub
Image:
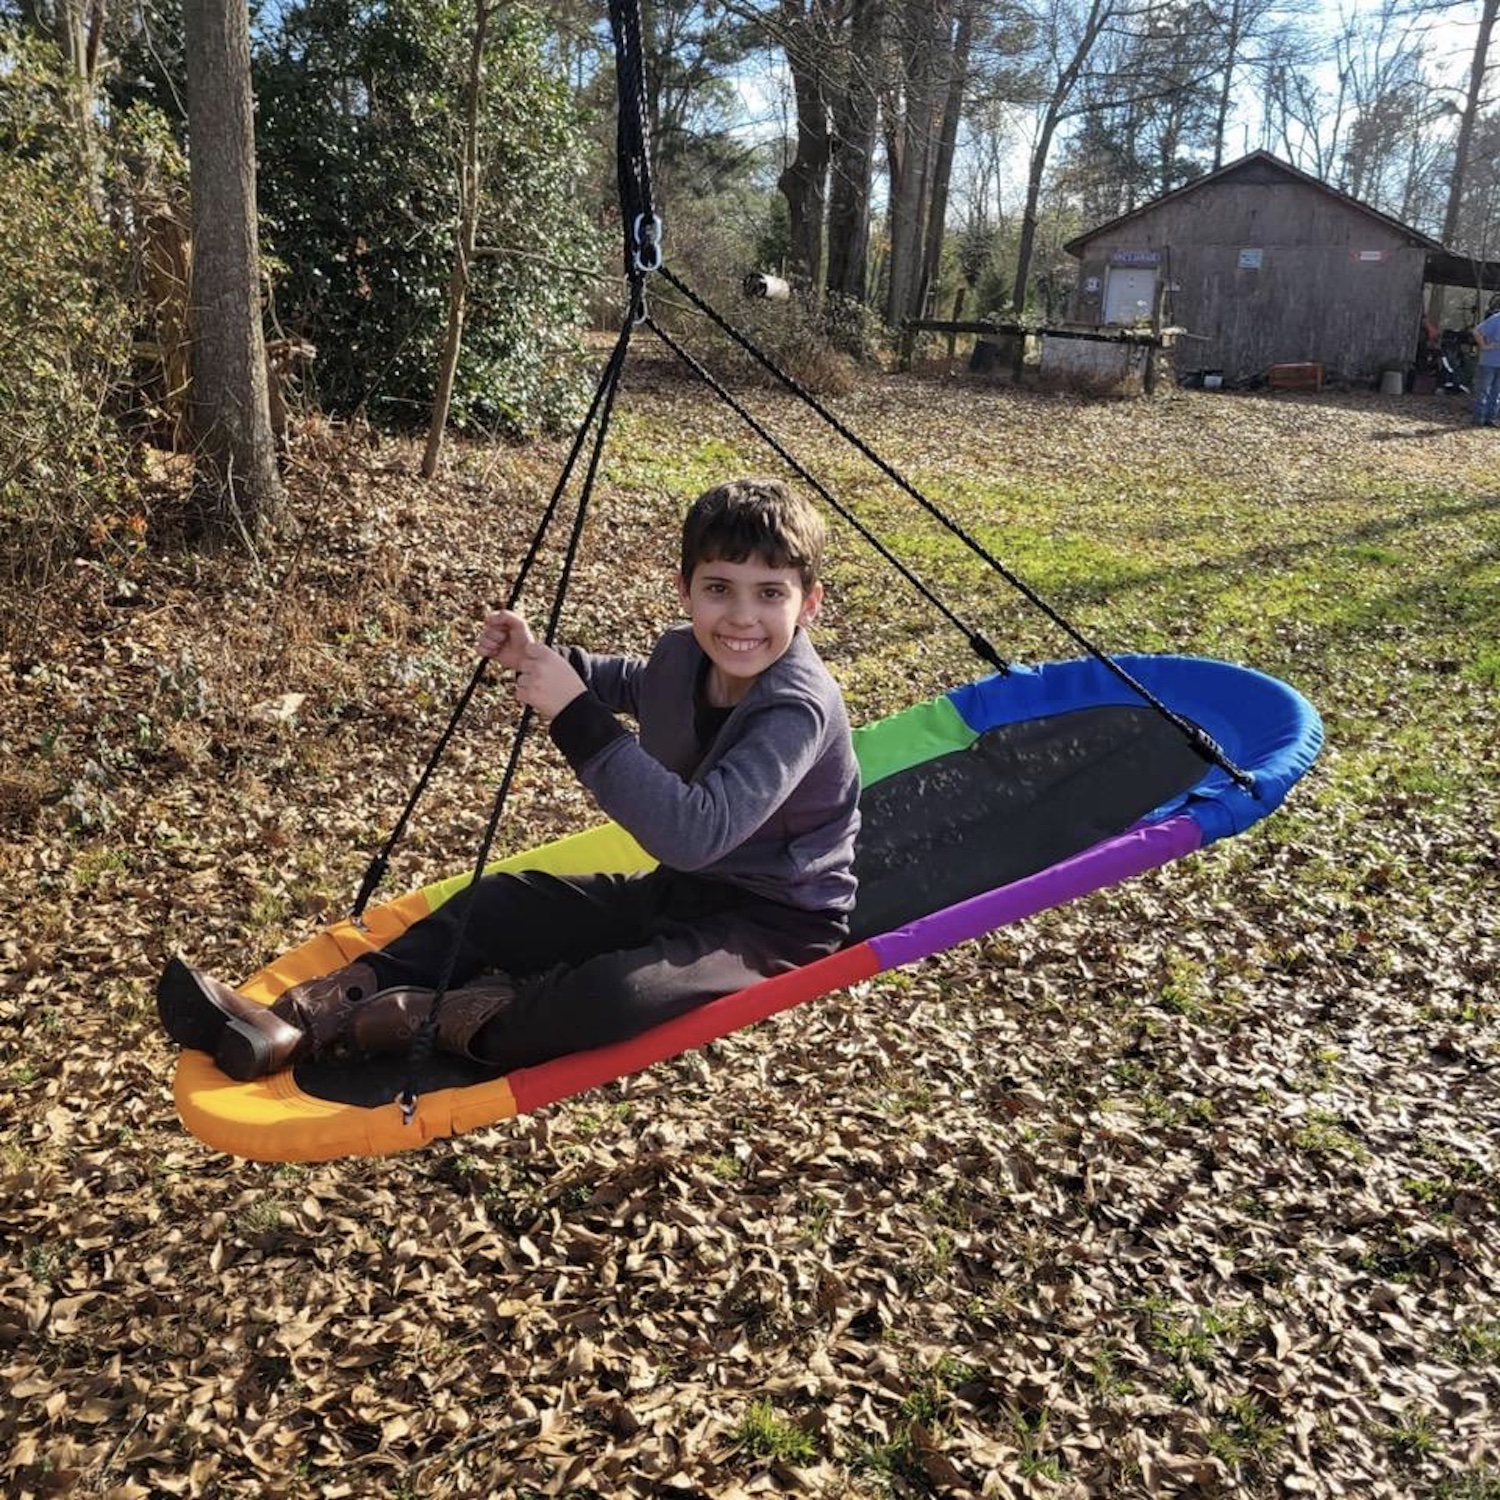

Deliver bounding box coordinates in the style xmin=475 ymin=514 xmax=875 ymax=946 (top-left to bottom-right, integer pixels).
xmin=254 ymin=0 xmax=600 ymax=438
xmin=0 ymin=27 xmax=137 ymax=615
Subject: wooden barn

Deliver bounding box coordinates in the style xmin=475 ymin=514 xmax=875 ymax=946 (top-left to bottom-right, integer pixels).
xmin=1064 ymin=151 xmax=1443 ymax=387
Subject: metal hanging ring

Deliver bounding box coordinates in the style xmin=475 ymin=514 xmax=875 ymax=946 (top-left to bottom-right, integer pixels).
xmin=632 ymin=213 xmax=663 ymax=273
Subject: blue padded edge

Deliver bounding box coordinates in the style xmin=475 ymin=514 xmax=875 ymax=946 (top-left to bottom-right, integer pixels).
xmin=947 ymin=655 xmax=1323 ymax=846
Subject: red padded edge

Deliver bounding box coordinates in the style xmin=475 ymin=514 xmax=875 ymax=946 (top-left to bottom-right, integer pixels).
xmin=508 ymin=941 xmax=883 ymax=1114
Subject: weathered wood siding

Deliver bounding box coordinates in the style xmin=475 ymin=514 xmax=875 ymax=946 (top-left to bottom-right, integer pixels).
xmin=1070 ymin=165 xmax=1428 ymax=385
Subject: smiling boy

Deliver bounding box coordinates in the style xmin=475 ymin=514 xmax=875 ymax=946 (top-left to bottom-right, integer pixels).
xmin=159 ymin=478 xmax=861 ymax=1080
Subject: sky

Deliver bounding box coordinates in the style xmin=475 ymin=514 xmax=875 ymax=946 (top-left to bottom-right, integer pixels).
xmin=729 ymin=0 xmax=1492 ymax=226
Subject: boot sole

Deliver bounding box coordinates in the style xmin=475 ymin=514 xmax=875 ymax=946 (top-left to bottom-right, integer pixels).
xmin=158 ymin=956 xmax=282 ymax=1082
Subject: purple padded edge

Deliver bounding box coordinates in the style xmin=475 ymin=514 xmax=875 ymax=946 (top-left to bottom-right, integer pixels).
xmin=868 ymin=813 xmax=1205 ymax=970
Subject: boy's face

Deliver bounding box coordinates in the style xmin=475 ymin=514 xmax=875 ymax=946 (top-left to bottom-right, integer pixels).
xmin=678 ymin=553 xmax=822 ymax=703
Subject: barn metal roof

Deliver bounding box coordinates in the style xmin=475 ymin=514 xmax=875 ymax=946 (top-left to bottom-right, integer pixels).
xmin=1424 ymin=248 xmax=1500 ymax=292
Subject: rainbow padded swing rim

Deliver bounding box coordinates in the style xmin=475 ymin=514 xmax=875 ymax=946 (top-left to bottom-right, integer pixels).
xmin=170 ymin=654 xmax=1323 ymax=1162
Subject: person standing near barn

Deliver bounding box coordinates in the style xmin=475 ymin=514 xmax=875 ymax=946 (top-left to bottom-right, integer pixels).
xmin=1470 ymin=298 xmax=1500 ymax=427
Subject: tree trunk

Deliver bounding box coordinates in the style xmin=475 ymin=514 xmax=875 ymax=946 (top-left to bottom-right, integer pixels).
xmin=1441 ymin=0 xmax=1499 ymax=250
xmin=884 ymin=0 xmax=941 ymax=324
xmin=1210 ymin=60 xmax=1233 ymax=172
xmin=1012 ymin=105 xmax=1061 ymax=317
xmin=182 ymin=0 xmax=282 ymax=545
xmin=423 ymin=0 xmax=490 ymax=479
xmin=916 ymin=0 xmax=975 ymax=325
xmin=1209 ymin=0 xmax=1244 ymax=172
xmin=51 ymin=0 xmax=108 ymax=208
xmin=824 ymin=0 xmax=882 ymax=306
xmin=1012 ymin=0 xmax=1114 ymax=316
xmin=777 ymin=0 xmax=831 ymax=293
xmin=1426 ymin=0 xmax=1498 ymax=322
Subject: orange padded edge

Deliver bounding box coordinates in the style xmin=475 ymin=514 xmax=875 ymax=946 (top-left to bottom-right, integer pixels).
xmin=170 ymin=820 xmax=655 ymax=1160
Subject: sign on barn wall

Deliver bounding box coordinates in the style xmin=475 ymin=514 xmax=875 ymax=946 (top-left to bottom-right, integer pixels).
xmin=1238 ymin=248 xmax=1263 ymax=269
xmin=1109 ymin=249 xmax=1160 ymax=266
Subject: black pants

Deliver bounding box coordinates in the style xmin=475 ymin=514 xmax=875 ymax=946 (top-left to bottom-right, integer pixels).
xmin=365 ymin=868 xmax=847 ymax=1070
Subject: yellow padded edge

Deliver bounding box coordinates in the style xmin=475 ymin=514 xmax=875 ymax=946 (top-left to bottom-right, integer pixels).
xmin=239 ymin=820 xmax=653 ymax=1004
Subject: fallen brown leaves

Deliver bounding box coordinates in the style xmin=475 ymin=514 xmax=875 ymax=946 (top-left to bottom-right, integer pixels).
xmin=1 ymin=364 xmax=1497 ymax=1498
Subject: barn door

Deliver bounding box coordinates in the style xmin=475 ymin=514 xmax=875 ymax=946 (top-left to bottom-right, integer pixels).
xmin=1103 ymin=266 xmax=1157 ymax=325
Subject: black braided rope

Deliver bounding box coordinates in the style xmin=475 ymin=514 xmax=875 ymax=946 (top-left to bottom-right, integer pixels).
xmin=657 ymin=263 xmax=1255 ymax=791
xmin=607 ymin=0 xmax=657 ymax=275
xmin=644 ymin=315 xmax=1005 ymax=674
xmin=350 ymin=307 xmax=654 ymax=922
xmin=398 ymin=312 xmax=639 ymax=1122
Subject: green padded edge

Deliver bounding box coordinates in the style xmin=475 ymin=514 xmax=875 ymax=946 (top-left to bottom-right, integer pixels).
xmin=852 ymin=690 xmax=975 ymax=787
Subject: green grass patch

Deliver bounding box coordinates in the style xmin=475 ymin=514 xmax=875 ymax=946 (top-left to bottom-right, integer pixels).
xmin=1468 ymin=644 xmax=1500 ymax=688
xmin=1435 ymin=1466 xmax=1500 ymax=1500
xmin=734 ymin=1399 xmax=817 ymax=1464
xmin=603 ymin=418 xmax=757 ymax=498
xmin=1136 ymin=1296 xmax=1261 ymax=1372
xmin=1444 ymin=1320 xmax=1500 ymax=1367
xmin=1292 ymin=1110 xmax=1368 ymax=1160
xmin=1382 ymin=1406 xmax=1444 ymax=1463
xmin=1087 ymin=1343 xmax=1135 ymax=1398
xmin=70 ymin=842 xmax=130 ymax=888
xmin=1206 ymin=1394 xmax=1283 ymax=1471
xmin=234 ymin=1196 xmax=290 ymax=1237
xmin=1346 ymin=542 xmax=1403 ymax=566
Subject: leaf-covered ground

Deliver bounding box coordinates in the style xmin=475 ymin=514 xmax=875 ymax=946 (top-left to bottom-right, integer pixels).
xmin=2 ymin=360 xmax=1498 ymax=1499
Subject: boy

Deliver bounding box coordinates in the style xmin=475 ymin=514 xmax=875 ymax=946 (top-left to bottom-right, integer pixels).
xmin=158 ymin=478 xmax=861 ymax=1081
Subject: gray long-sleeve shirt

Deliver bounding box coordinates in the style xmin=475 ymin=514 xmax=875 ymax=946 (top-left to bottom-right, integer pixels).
xmin=547 ymin=624 xmax=860 ymax=912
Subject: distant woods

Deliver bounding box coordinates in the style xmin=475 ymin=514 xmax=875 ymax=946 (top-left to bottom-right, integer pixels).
xmin=1 ymin=0 xmax=1498 ymax=566
xmin=766 ymin=0 xmax=1499 ymax=326
xmin=2 ymin=0 xmax=600 ymax=560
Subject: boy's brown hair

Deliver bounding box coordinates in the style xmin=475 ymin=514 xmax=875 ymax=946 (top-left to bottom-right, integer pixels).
xmin=680 ymin=477 xmax=826 ymax=591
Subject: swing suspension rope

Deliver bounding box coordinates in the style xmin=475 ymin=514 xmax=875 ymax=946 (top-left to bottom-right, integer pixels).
xmin=349 ymin=289 xmax=646 ymax=925
xmin=643 ymin=313 xmax=1005 ymax=673
xmin=357 ymin=0 xmax=1254 ymax=1122
xmin=394 ymin=303 xmax=643 ymax=1122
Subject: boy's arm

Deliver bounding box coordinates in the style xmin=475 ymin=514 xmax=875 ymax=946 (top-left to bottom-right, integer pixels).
xmin=549 ymin=696 xmax=829 ymax=870
xmin=512 ymin=644 xmax=644 ymax=719
xmin=565 ymin=647 xmax=644 ymax=716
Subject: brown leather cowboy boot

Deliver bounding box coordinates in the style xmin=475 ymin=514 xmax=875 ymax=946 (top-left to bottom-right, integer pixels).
xmin=266 ymin=960 xmax=381 ymax=1054
xmin=157 ymin=954 xmax=380 ymax=1082
xmin=345 ymin=976 xmax=516 ymax=1063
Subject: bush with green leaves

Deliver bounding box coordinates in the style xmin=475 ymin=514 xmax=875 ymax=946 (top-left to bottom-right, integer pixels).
xmin=254 ymin=0 xmax=600 ymax=436
xmin=0 ymin=26 xmax=137 ymax=605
